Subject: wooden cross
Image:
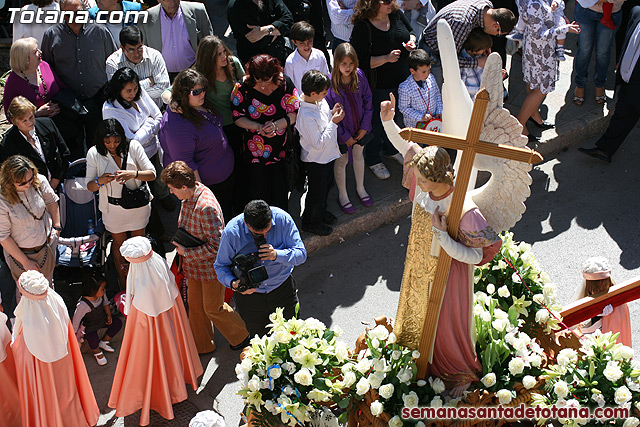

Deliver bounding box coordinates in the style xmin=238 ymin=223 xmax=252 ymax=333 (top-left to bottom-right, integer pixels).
xmin=398 ymin=89 xmax=544 ymax=378
xmin=560 ymin=277 xmax=640 ymax=327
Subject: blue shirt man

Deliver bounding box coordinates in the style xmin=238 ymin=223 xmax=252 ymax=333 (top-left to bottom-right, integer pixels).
xmin=215 ymin=200 xmax=306 ymax=337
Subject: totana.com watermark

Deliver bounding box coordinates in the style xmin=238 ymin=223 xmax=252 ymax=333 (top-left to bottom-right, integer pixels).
xmin=8 ymin=8 xmax=148 ymax=25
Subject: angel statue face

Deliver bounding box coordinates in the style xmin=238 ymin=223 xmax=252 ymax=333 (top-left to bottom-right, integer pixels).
xmin=410 ymin=146 xmax=455 ymax=194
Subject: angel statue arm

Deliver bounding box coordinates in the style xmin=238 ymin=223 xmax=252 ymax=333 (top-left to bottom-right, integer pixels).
xmin=380 ymin=93 xmax=410 ymax=157
xmin=432 ymin=207 xmax=483 ymax=264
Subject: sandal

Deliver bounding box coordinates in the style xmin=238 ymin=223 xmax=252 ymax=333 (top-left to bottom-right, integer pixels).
xmin=595 ymin=87 xmax=606 ymax=104
xmin=573 ymin=87 xmax=584 ymax=106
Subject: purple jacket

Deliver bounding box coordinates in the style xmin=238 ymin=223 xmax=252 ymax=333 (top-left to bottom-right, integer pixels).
xmin=325 ymin=68 xmax=373 ymax=145
xmin=158 ymin=108 xmax=234 ymax=186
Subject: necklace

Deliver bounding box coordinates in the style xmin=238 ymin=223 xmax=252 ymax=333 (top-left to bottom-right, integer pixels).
xmin=19 ymin=189 xmax=45 ymax=221
xmin=22 ymin=67 xmax=48 ymax=100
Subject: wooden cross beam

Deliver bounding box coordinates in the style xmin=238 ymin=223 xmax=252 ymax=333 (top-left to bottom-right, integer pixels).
xmin=398 ymin=89 xmax=544 ymax=378
xmin=560 ymin=277 xmax=640 ymax=328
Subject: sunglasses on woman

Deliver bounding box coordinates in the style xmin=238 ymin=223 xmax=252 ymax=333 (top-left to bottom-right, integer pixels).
xmin=379 ymin=0 xmax=393 ymax=4
xmin=16 ymin=175 xmax=34 ymax=187
xmin=190 ymin=87 xmax=206 ymax=96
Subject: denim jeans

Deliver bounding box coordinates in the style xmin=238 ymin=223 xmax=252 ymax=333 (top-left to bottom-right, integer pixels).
xmin=573 ymin=3 xmax=622 ymax=89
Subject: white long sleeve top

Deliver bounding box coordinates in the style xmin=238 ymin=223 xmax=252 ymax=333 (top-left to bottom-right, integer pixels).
xmin=295 ymin=99 xmax=341 ymax=164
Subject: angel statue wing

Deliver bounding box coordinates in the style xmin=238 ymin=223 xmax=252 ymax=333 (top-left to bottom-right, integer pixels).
xmin=468 ymin=53 xmax=533 ymax=233
xmin=437 ymin=19 xmax=533 ymax=233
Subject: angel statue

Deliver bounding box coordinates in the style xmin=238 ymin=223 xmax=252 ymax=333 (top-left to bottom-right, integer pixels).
xmin=383 ymin=19 xmax=536 ymax=397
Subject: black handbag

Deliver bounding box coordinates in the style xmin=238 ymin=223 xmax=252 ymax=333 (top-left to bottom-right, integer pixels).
xmin=172 ymin=228 xmax=205 ymax=248
xmin=119 ymin=147 xmax=150 ymax=210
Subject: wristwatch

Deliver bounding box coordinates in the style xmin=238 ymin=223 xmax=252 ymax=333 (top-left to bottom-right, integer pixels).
xmin=53 ymin=226 xmax=62 ymax=232
xmin=268 ymin=26 xmax=274 ymax=36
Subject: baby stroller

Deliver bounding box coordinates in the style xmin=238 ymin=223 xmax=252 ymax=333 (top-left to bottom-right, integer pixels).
xmin=54 ymin=159 xmax=107 ymax=314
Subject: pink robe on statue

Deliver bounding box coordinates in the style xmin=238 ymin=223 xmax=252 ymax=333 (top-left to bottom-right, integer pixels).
xmin=12 ymin=322 xmax=99 ymax=427
xmin=108 ymin=296 xmax=203 ymax=426
xmin=429 ymin=208 xmax=501 ymax=387
xmin=603 ymin=304 xmax=632 ymax=348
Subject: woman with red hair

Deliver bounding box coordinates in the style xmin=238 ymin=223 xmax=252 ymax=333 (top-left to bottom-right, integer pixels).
xmin=231 ymin=54 xmax=299 ymax=211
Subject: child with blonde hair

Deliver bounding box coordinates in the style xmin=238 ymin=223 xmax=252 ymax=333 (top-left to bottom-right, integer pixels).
xmin=325 ymin=43 xmax=375 ymax=214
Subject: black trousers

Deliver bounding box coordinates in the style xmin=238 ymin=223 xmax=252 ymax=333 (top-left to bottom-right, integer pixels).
xmin=240 ymin=160 xmax=289 ymax=213
xmin=302 ymin=160 xmax=333 ymax=227
xmin=595 ymin=84 xmax=640 ymax=156
xmin=234 ymin=275 xmax=299 ymax=338
xmin=207 ymin=172 xmax=235 ymax=224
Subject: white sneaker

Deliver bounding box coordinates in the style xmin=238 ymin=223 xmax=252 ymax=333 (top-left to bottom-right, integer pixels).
xmin=387 ymin=153 xmax=405 ymax=166
xmin=94 ymin=351 xmax=108 ymax=366
xmin=369 ymin=163 xmax=390 ymax=180
xmin=99 ymin=341 xmax=115 ymax=353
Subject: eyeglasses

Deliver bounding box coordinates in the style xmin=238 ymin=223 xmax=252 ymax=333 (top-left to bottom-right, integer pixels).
xmin=16 ymin=175 xmax=34 ymax=187
xmin=379 ymin=0 xmax=393 ymax=4
xmin=190 ymin=87 xmax=206 ymax=96
xmin=125 ymin=45 xmax=144 ymax=54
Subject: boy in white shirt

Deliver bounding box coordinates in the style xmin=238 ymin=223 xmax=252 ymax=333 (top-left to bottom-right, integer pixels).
xmin=296 ymin=70 xmax=345 ymax=236
xmin=285 ymin=21 xmax=331 ymax=94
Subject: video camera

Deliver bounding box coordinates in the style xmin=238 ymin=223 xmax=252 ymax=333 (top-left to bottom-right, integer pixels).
xmin=231 ymin=234 xmax=269 ymax=292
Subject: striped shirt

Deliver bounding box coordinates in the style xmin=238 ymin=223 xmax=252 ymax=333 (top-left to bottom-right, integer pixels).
xmin=326 ymin=0 xmax=357 ymax=42
xmin=420 ymin=0 xmax=492 ymax=68
xmin=459 ymin=50 xmax=483 ymax=98
xmin=106 ymin=45 xmax=170 ymax=107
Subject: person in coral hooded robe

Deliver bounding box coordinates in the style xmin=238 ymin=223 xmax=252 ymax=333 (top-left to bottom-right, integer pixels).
xmin=11 ymin=270 xmax=99 ymax=427
xmin=108 ymin=236 xmax=203 ymax=426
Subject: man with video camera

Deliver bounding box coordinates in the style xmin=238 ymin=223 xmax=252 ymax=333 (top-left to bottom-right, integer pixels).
xmin=215 ymin=200 xmax=307 ymax=337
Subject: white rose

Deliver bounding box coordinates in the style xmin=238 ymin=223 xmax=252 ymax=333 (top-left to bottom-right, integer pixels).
xmin=481 ymin=373 xmax=496 ymax=388
xmin=403 ymin=391 xmax=419 ymax=408
xmin=356 ymin=359 xmax=373 ymax=374
xmin=492 ymin=318 xmax=508 ymax=332
xmin=494 ymin=308 xmax=508 ymax=319
xmin=535 ymin=309 xmax=549 ymax=323
xmin=267 ymin=366 xmax=282 ymax=380
xmin=248 ymin=375 xmax=261 ymax=392
xmin=370 ymin=338 xmax=380 ymax=349
xmin=379 ymin=383 xmax=395 ymax=399
xmin=294 ymin=368 xmax=313 ymax=386
xmin=392 ymin=350 xmax=402 ymax=360
xmin=412 ymin=350 xmax=421 ymax=359
xmin=554 ymin=380 xmax=569 ymax=399
xmin=623 ymin=417 xmax=640 ymax=427
xmin=543 ymin=283 xmax=556 ymax=298
xmin=273 ymin=329 xmax=292 ymax=344
xmin=368 ymin=371 xmax=386 ymax=389
xmin=486 ymin=284 xmax=495 ymax=294
xmin=342 ymin=363 xmax=355 ymax=374
xmin=335 ymin=342 xmax=349 ymax=363
xmin=356 ymin=377 xmax=370 ymax=395
xmin=481 ymin=311 xmax=491 ymax=322
xmin=557 ymin=349 xmax=578 ymax=367
xmin=528 ymin=354 xmax=542 ymax=368
xmin=508 ymin=357 xmax=525 ymax=376
xmin=343 ymin=371 xmax=357 ymax=387
xmin=388 ymin=415 xmax=403 ymax=427
xmin=511 ymin=272 xmax=521 ymax=284
xmin=498 ymin=285 xmax=510 ymax=298
xmin=496 ymin=389 xmax=512 ymax=405
xmin=236 ymin=359 xmax=253 ymax=374
xmin=429 ymin=377 xmax=446 ymax=394
xmin=417 ymin=380 xmax=427 ymax=387
xmin=416 ymin=422 xmax=426 ymax=427
xmin=603 ymin=361 xmax=624 ymax=382
xmin=370 ymin=400 xmax=384 ymax=417
xmin=387 ymin=332 xmax=397 ymax=343
xmin=615 ymin=385 xmax=632 ymax=405
xmin=533 ymin=294 xmax=544 ymax=304
xmin=430 ymin=396 xmax=443 ymax=408
xmin=627 ymin=378 xmax=640 ymax=392
xmin=522 ymin=376 xmax=537 ymax=389
xmin=397 ymin=368 xmax=413 ymax=384
xmin=333 ymin=325 xmax=344 ymax=337
xmin=591 ymin=393 xmax=606 ymax=408
xmin=371 ymin=325 xmax=390 ymax=341
xmin=617 ymin=345 xmax=635 ymax=361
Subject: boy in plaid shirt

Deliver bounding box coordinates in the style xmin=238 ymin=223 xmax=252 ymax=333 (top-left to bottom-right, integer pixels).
xmin=398 ymin=49 xmax=442 ymax=129
xmin=460 ymin=28 xmax=508 ymax=99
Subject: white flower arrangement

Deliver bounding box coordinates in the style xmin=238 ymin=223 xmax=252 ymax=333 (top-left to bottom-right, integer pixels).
xmin=339 ymin=323 xmax=445 ymax=427
xmin=236 ymin=308 xmax=349 ymax=427
xmin=532 ymin=330 xmax=640 ymax=426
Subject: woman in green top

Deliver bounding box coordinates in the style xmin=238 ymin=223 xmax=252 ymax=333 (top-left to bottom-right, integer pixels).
xmin=163 ymin=35 xmax=246 ymax=214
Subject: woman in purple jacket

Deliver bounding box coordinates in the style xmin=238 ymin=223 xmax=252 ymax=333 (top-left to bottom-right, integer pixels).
xmin=325 ymin=43 xmax=375 ymax=214
xmin=158 ymin=69 xmax=235 ymax=221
